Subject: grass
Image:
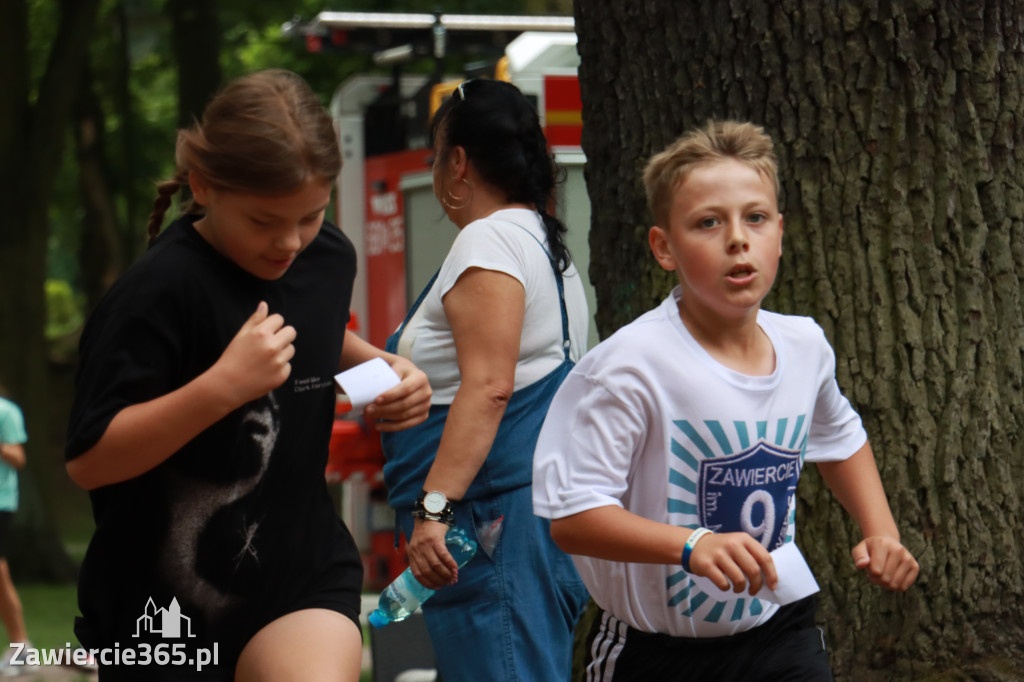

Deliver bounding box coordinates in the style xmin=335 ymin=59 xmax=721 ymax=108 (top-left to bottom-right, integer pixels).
xmin=3 ymin=582 xmax=82 ymax=653
xmin=1 ymin=582 xmax=92 ymax=682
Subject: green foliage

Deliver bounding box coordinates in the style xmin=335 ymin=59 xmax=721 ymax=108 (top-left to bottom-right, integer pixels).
xmin=44 ymin=280 xmax=84 ymax=340
xmin=328 ymin=0 xmax=567 ymax=13
xmin=26 ymin=0 xmax=59 ymax=95
xmin=38 ymin=0 xmax=573 ymax=298
xmin=46 ymin=133 xmax=84 ymax=285
xmin=221 ymin=5 xmax=373 ymax=106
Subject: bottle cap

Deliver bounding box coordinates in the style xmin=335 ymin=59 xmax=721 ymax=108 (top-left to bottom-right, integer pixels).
xmin=368 ymin=609 xmax=389 ymax=628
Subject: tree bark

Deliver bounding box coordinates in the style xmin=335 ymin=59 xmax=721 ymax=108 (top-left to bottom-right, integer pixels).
xmin=75 ymin=62 xmax=125 ymax=312
xmin=167 ymin=0 xmax=223 ymax=128
xmin=575 ymin=0 xmax=1024 ymax=678
xmin=114 ymin=1 xmax=139 ymax=250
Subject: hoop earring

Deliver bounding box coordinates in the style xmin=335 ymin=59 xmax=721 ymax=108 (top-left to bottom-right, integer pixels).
xmin=440 ymin=178 xmax=473 ymax=211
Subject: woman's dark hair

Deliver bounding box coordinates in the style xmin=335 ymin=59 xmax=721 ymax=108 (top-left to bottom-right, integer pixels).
xmin=146 ymin=69 xmax=341 ymax=242
xmin=431 ymin=79 xmax=572 ymax=271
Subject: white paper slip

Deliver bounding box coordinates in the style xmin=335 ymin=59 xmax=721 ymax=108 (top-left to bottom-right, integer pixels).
xmin=334 ymin=357 xmax=401 ymax=412
xmin=688 ymin=541 xmax=820 ymax=605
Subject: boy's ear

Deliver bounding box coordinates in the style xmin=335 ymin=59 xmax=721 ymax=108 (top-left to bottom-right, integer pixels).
xmin=648 ymin=225 xmax=677 ymax=272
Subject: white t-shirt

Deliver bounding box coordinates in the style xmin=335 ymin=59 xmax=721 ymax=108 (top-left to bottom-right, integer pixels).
xmin=396 ymin=208 xmax=589 ymax=403
xmin=533 ymin=286 xmax=867 ymax=638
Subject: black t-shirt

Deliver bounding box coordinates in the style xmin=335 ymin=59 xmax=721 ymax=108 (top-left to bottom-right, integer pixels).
xmin=66 ymin=215 xmax=361 ymax=668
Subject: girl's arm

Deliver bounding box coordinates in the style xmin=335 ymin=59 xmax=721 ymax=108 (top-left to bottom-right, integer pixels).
xmin=338 ymin=329 xmax=431 ymax=431
xmin=405 ymin=267 xmax=524 ymax=589
xmin=551 ymin=506 xmax=778 ymax=596
xmin=67 ymin=302 xmax=295 ymax=491
xmin=817 ymin=441 xmax=919 ymax=591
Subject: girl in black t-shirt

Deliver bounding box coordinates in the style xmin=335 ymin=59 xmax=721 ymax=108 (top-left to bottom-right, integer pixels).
xmin=65 ymin=69 xmax=431 ymax=682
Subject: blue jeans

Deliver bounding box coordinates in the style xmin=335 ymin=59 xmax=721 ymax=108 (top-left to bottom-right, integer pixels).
xmin=399 ymin=485 xmax=589 ymax=681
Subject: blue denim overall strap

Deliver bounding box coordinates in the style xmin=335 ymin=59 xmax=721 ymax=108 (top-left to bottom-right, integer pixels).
xmin=384 ymin=222 xmax=588 ymax=680
xmin=381 ymin=221 xmax=572 ymax=508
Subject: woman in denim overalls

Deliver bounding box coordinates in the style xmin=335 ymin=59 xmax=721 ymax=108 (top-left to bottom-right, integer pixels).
xmin=382 ymin=79 xmax=591 ymax=680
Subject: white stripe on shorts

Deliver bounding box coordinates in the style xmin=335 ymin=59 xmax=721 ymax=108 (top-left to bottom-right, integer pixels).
xmin=587 ymin=610 xmax=629 ymax=682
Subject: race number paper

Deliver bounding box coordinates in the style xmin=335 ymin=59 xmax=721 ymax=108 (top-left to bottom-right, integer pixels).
xmin=689 ymin=541 xmax=820 ymax=605
xmin=334 ymin=358 xmax=401 ymax=412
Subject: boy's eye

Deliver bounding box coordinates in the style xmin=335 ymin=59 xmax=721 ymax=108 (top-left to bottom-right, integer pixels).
xmin=747 ymin=213 xmax=766 ymax=224
xmin=698 ymin=217 xmax=720 ymax=229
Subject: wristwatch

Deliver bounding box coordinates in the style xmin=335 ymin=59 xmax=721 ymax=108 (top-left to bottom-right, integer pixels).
xmin=414 ymin=490 xmax=455 ymax=526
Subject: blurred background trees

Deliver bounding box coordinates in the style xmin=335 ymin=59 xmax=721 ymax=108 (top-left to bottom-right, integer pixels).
xmin=0 ymin=0 xmax=569 ymax=582
xmin=10 ymin=2 xmax=1020 ymax=678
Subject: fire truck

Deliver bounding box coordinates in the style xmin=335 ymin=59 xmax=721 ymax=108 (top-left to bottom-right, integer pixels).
xmin=290 ymin=11 xmax=594 ymax=590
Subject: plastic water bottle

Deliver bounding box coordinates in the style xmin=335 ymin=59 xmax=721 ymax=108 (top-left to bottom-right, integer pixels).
xmin=368 ymin=526 xmax=477 ymax=628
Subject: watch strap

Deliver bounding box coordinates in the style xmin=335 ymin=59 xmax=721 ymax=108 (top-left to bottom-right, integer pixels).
xmin=414 ymin=490 xmax=455 ymax=526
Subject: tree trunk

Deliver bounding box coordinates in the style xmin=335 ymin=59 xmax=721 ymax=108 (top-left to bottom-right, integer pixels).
xmin=575 ymin=0 xmax=1024 ymax=678
xmin=113 ymin=1 xmax=139 ymax=257
xmin=75 ymin=62 xmax=125 ymax=312
xmin=167 ymin=0 xmax=223 ymax=128
xmin=0 ymin=0 xmax=102 ymax=582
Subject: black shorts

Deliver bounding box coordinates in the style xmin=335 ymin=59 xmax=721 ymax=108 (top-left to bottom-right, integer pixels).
xmin=95 ymin=565 xmax=363 ymax=682
xmin=0 ymin=511 xmax=12 ymax=559
xmin=585 ymin=597 xmax=834 ymax=682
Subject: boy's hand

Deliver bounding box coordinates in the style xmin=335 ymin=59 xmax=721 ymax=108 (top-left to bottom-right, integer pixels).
xmin=689 ymin=532 xmax=778 ymax=596
xmin=852 ymin=536 xmax=919 ymax=591
xmin=364 ymin=356 xmax=432 ymax=431
xmin=214 ymin=302 xmax=296 ymax=405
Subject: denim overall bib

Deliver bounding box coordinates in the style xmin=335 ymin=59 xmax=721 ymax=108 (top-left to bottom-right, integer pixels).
xmin=382 ymin=224 xmax=590 ymax=680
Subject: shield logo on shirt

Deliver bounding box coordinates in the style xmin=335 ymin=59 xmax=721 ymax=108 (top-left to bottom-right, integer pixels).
xmin=697 ymin=442 xmax=800 ymax=551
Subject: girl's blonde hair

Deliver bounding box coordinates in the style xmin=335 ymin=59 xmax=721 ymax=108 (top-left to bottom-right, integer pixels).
xmin=147 ymin=69 xmax=341 ymax=241
xmin=643 ymin=120 xmax=778 ymax=228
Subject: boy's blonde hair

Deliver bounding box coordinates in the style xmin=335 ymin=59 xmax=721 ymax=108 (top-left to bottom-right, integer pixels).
xmin=643 ymin=120 xmax=778 ymax=228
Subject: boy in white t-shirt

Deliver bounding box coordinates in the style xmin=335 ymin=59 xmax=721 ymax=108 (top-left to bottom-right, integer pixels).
xmin=532 ymin=120 xmax=919 ymax=680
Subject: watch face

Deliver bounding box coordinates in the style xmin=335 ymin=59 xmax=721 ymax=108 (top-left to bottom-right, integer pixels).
xmin=423 ymin=491 xmax=447 ymax=514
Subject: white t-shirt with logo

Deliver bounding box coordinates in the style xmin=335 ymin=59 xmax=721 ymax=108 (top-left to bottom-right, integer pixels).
xmin=532 ymin=286 xmax=866 ymax=637
xmin=396 ymin=208 xmax=589 ymax=404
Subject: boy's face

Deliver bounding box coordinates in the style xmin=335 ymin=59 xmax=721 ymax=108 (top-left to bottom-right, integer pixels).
xmin=649 ymin=158 xmax=783 ymax=325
